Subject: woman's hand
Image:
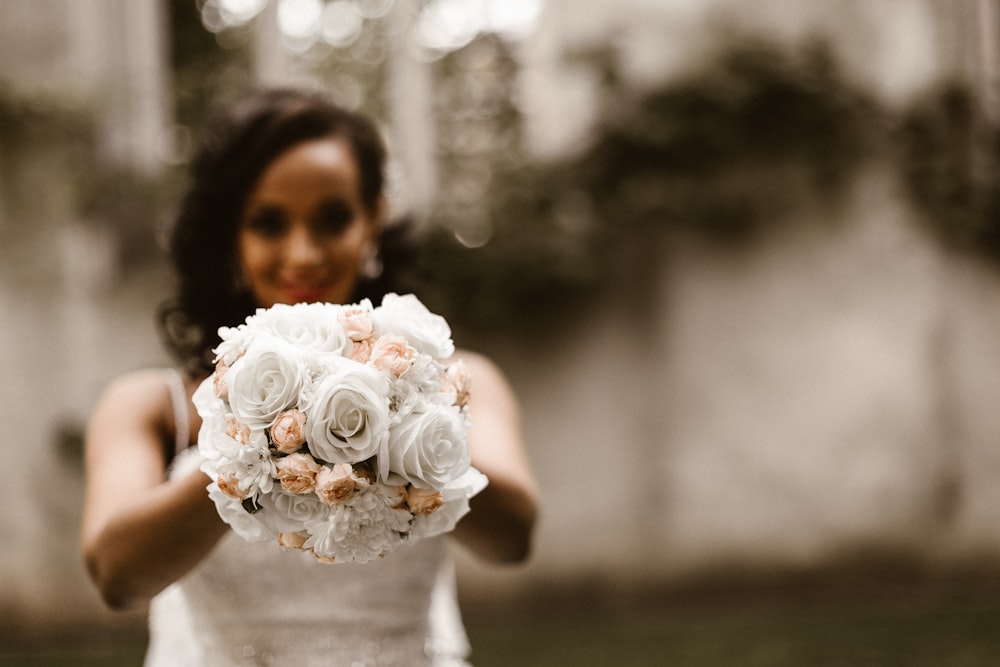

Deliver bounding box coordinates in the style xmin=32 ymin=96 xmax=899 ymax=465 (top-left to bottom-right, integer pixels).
xmin=449 ymin=353 xmax=539 ymax=563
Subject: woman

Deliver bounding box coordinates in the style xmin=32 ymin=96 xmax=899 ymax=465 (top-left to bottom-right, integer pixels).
xmin=81 ymin=88 xmax=539 ymax=666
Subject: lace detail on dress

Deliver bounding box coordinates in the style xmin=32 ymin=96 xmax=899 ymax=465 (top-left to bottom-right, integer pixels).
xmin=146 ymin=535 xmax=470 ymax=666
xmin=145 ymin=371 xmax=472 ymax=667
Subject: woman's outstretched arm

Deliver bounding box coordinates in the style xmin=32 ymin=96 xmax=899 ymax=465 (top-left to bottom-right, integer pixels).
xmin=80 ymin=370 xmax=228 ymax=610
xmin=450 ymin=352 xmax=540 ymax=563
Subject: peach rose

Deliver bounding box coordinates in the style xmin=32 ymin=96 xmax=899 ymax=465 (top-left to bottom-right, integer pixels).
xmin=350 ymin=338 xmax=373 ymax=364
xmin=271 ymin=408 xmax=307 ymax=454
xmin=339 ymin=305 xmax=375 ymax=342
xmin=315 ymin=463 xmax=369 ymax=505
xmin=275 ymin=452 xmax=322 ymax=494
xmin=441 ymin=361 xmax=471 ymax=409
xmin=213 ymin=361 xmax=229 ymax=400
xmin=217 ymin=473 xmax=247 ymax=500
xmin=406 ymin=485 xmax=444 ymax=516
xmin=277 ymin=531 xmax=309 ymax=549
xmin=370 ymin=334 xmax=416 ymax=378
xmin=225 ymin=414 xmax=251 ymax=445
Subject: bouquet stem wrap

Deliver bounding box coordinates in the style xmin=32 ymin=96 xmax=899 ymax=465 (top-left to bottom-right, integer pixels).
xmin=195 ymin=294 xmax=487 ymax=564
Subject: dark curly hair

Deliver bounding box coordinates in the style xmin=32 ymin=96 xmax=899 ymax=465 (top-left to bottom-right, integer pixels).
xmin=158 ymin=88 xmax=400 ymax=376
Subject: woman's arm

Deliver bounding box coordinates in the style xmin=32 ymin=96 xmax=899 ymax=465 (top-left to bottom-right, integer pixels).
xmin=80 ymin=370 xmax=228 ymax=610
xmin=450 ymin=352 xmax=539 ymax=564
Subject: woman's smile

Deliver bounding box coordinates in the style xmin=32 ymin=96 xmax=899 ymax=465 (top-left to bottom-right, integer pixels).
xmin=279 ymin=277 xmax=336 ymax=304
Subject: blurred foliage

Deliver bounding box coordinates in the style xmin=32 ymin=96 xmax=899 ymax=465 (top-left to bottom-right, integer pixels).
xmin=0 ymin=87 xmax=179 ymax=269
xmin=74 ymin=165 xmax=179 ymax=266
xmin=894 ymin=84 xmax=1000 ymax=258
xmin=0 ymin=84 xmax=93 ymax=220
xmin=0 ymin=3 xmax=247 ymax=274
xmin=417 ymin=39 xmax=890 ymax=336
xmin=167 ymin=0 xmax=255 ymax=132
xmin=576 ymin=40 xmax=884 ymax=239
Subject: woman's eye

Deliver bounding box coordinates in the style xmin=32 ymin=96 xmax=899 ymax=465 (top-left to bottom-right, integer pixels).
xmin=245 ymin=208 xmax=287 ymax=237
xmin=314 ymin=201 xmax=354 ymax=235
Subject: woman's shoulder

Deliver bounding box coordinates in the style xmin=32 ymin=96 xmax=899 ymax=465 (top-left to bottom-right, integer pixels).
xmin=449 ymin=349 xmax=502 ymax=378
xmin=95 ymin=368 xmax=187 ymax=423
xmin=448 ymin=349 xmax=518 ymax=406
xmin=103 ymin=367 xmax=177 ymax=396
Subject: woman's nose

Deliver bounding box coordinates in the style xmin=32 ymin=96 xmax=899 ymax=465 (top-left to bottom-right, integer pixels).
xmin=286 ymin=224 xmax=324 ymax=267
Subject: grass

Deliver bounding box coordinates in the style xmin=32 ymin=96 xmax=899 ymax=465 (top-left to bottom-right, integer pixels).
xmin=6 ymin=576 xmax=1000 ymax=666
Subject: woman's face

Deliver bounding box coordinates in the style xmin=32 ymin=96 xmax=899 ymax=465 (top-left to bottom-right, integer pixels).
xmin=237 ymin=137 xmax=379 ymax=308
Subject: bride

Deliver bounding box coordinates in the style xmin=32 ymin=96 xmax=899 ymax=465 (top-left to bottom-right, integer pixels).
xmin=80 ymin=88 xmax=539 ymax=666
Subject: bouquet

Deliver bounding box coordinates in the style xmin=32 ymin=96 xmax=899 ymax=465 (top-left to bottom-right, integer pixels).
xmin=193 ymin=293 xmax=487 ymax=564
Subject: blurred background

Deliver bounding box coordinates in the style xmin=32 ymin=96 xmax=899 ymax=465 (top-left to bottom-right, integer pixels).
xmin=4 ymin=0 xmax=1000 ymax=665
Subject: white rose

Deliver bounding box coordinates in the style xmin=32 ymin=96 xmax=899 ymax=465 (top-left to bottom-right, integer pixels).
xmin=387 ymin=403 xmax=470 ymax=489
xmin=252 ymin=302 xmax=351 ymax=356
xmin=206 ymin=482 xmax=271 ymax=542
xmin=409 ymin=467 xmax=488 ymax=541
xmin=226 ymin=335 xmax=308 ymax=428
xmin=258 ymin=488 xmax=329 ymax=534
xmin=196 ymin=388 xmax=246 ymax=475
xmin=192 ymin=377 xmax=226 ymax=430
xmin=373 ymin=293 xmax=455 ymax=359
xmin=306 ymin=356 xmax=390 ymax=465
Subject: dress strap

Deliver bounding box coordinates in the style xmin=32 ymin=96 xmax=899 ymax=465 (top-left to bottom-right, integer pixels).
xmin=163 ymin=368 xmax=191 ymax=457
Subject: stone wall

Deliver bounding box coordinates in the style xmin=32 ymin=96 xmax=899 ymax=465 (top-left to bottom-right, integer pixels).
xmin=454 ymin=163 xmax=1000 ymax=604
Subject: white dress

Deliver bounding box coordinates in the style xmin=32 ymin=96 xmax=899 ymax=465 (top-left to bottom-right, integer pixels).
xmin=144 ymin=370 xmax=473 ymax=666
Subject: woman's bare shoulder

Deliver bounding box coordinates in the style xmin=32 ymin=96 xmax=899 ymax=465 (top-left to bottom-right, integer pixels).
xmin=94 ymin=368 xmax=177 ymax=424
xmin=449 ymin=348 xmax=501 ymax=375
xmin=448 ymin=349 xmax=518 ymax=409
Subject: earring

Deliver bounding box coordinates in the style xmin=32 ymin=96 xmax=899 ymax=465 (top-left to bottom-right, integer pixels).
xmin=231 ymin=265 xmax=250 ymax=292
xmin=360 ymin=242 xmax=383 ymax=280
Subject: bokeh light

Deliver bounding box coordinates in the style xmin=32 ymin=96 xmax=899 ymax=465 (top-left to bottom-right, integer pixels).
xmin=277 ymin=0 xmax=324 ymax=39
xmin=416 ymin=0 xmax=541 ymax=53
xmin=320 ymin=1 xmax=364 ymax=48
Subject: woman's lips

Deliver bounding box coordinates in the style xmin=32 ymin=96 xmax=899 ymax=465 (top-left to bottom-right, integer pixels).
xmin=281 ymin=281 xmax=332 ymax=303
